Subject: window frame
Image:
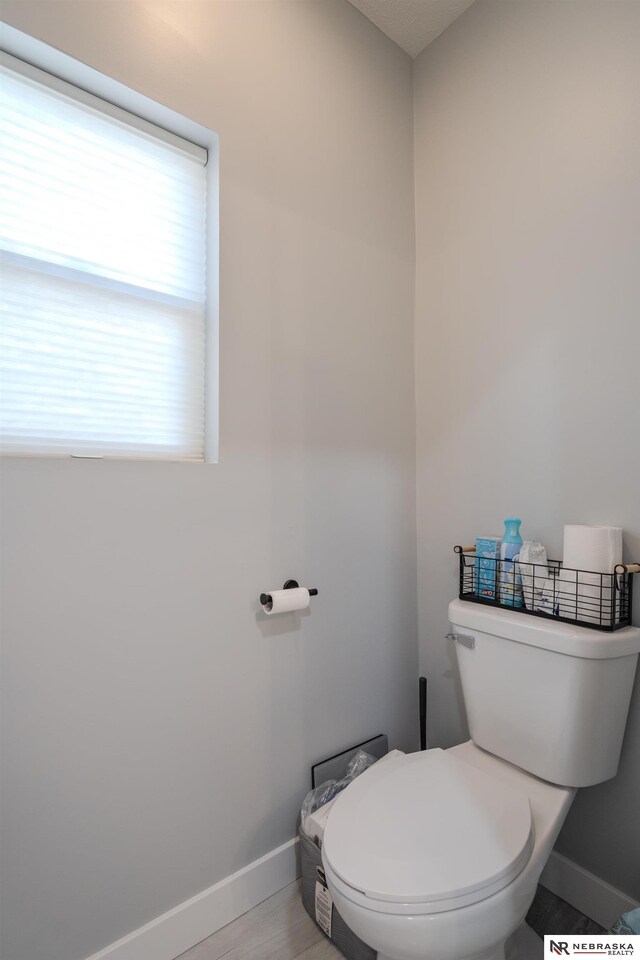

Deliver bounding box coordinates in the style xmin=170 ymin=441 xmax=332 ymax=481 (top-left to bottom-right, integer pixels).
xmin=0 ymin=23 xmax=219 ymax=463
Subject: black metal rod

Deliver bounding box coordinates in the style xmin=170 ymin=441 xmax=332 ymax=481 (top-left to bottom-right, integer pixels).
xmin=419 ymin=676 xmax=427 ymax=751
xmin=283 ymin=580 xmax=318 ymax=595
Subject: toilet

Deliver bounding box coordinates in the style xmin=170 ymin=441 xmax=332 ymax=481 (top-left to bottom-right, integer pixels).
xmin=322 ymin=599 xmax=640 ymax=960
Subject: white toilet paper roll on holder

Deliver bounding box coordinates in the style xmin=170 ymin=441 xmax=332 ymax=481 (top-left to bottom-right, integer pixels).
xmin=259 ymin=579 xmax=318 ymax=607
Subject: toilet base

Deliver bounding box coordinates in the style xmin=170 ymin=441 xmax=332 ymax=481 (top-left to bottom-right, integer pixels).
xmin=377 ymin=921 xmax=541 ymax=960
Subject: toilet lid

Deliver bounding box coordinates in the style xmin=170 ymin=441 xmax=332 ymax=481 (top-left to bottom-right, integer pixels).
xmin=322 ymin=749 xmax=533 ymax=908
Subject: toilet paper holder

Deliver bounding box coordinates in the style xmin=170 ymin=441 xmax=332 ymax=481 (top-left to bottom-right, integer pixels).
xmin=259 ymin=580 xmax=318 ymax=606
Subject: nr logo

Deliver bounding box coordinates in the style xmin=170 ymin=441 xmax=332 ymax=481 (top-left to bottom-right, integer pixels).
xmin=550 ymin=943 xmax=570 ymax=956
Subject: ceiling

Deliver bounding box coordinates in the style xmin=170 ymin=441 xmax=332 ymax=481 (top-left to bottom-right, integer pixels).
xmin=347 ymin=0 xmax=477 ymax=58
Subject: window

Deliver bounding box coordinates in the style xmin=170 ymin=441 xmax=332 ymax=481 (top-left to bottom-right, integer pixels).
xmin=0 ymin=51 xmax=210 ymax=460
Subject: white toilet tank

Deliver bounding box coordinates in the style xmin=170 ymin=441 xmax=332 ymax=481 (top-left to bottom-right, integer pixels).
xmin=448 ymin=599 xmax=640 ymax=787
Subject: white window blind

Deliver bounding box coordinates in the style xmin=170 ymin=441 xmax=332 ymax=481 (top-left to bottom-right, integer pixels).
xmin=0 ymin=53 xmax=207 ymax=460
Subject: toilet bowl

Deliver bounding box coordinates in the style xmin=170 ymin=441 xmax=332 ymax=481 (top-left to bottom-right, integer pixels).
xmin=323 ymin=741 xmax=574 ymax=960
xmin=321 ymin=600 xmax=640 ymax=960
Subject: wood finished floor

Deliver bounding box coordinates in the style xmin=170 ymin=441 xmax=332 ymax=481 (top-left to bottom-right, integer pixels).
xmin=177 ymin=880 xmax=603 ymax=960
xmin=176 ymin=881 xmax=342 ymax=960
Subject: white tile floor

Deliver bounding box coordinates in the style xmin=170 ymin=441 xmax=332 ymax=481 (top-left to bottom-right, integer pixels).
xmin=177 ymin=881 xmax=342 ymax=960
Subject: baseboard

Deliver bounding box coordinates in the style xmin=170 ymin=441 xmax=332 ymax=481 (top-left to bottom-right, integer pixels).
xmin=541 ymin=851 xmax=639 ymax=930
xmin=81 ymin=842 xmax=639 ymax=959
xmin=85 ymin=837 xmax=300 ymax=960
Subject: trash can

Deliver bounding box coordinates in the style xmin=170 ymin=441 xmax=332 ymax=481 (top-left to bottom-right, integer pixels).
xmin=299 ymin=827 xmax=376 ymax=960
xmin=299 ymin=749 xmax=378 ymax=960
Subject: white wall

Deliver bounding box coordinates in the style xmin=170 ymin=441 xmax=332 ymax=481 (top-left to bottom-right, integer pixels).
xmin=0 ymin=4 xmax=417 ymax=959
xmin=414 ymin=0 xmax=640 ymax=901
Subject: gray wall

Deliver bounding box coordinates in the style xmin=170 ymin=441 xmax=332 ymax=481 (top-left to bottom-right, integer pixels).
xmin=414 ymin=0 xmax=640 ymax=900
xmin=0 ymin=4 xmax=417 ymax=959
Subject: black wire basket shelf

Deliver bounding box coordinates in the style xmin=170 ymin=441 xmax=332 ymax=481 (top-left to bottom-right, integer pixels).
xmin=454 ymin=544 xmax=639 ymax=632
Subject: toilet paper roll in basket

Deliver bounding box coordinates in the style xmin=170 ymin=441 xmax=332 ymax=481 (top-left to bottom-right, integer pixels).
xmin=540 ymin=525 xmax=624 ymax=625
xmin=563 ymin=525 xmax=622 ymax=574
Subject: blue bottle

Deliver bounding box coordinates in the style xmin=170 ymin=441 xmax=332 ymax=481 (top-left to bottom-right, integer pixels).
xmin=500 ymin=518 xmax=523 ymax=607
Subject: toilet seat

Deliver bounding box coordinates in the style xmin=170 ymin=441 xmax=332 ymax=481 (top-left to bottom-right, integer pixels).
xmin=322 ymin=749 xmax=534 ymax=916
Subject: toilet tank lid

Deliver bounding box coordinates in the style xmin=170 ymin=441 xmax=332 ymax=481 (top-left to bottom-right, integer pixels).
xmin=448 ymin=600 xmax=640 ymax=659
xmin=322 ymin=749 xmax=533 ymax=906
